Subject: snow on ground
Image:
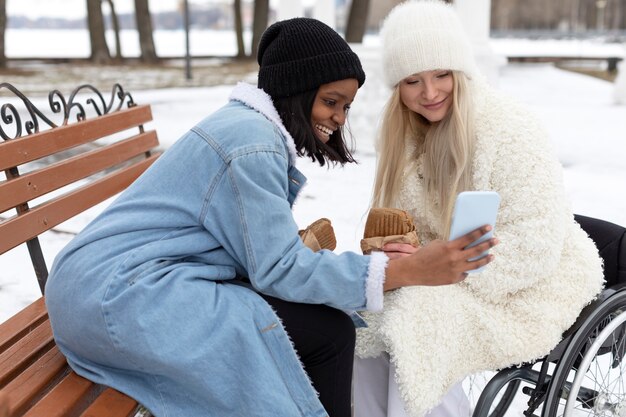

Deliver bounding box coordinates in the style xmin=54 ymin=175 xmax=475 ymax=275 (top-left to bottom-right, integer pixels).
xmin=1 ymin=33 xmax=625 ymax=415
xmin=2 ymin=35 xmax=625 ymax=336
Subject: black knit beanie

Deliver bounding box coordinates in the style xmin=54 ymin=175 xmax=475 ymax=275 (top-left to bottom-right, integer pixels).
xmin=257 ymin=18 xmax=366 ymax=98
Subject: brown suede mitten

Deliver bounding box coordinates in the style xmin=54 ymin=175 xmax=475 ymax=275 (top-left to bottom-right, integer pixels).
xmin=360 ymin=208 xmax=419 ymax=254
xmin=299 ymin=218 xmax=337 ymax=252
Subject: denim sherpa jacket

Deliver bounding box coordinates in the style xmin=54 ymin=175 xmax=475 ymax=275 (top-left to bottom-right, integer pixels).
xmin=45 ymin=82 xmax=387 ymax=417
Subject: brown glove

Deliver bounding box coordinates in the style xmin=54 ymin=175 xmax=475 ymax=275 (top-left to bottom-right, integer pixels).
xmin=299 ymin=218 xmax=337 ymax=252
xmin=360 ymin=208 xmax=419 ymax=254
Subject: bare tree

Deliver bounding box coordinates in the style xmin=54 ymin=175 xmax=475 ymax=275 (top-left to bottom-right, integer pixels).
xmin=134 ymin=0 xmax=158 ymax=63
xmin=491 ymin=0 xmax=571 ymax=30
xmin=491 ymin=0 xmax=514 ymax=30
xmin=578 ymin=0 xmax=595 ymax=30
xmin=234 ymin=0 xmax=246 ymax=58
xmin=367 ymin=0 xmax=403 ymax=30
xmin=104 ymin=0 xmax=122 ymax=61
xmin=609 ymin=0 xmax=621 ymax=31
xmin=620 ymin=0 xmax=626 ymax=31
xmin=487 ymin=0 xmax=626 ymax=31
xmin=0 ymin=0 xmax=6 ymax=68
xmin=87 ymin=0 xmax=111 ymax=64
xmin=345 ymin=0 xmax=371 ymax=43
xmin=251 ymin=0 xmax=269 ymax=59
xmin=569 ymin=0 xmax=581 ymax=31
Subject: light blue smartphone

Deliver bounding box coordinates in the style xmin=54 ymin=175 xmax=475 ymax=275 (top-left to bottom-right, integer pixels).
xmin=448 ymin=191 xmax=500 ymax=273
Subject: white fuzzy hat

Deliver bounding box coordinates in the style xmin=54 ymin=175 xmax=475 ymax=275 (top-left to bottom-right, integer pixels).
xmin=380 ymin=0 xmax=479 ymax=87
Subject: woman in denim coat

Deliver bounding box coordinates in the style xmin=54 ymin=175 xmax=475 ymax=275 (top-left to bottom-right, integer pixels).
xmin=44 ymin=18 xmax=497 ymax=417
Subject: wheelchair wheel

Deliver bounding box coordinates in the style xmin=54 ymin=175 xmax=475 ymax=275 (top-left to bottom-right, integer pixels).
xmin=490 ymin=380 xmax=522 ymax=417
xmin=467 ymin=366 xmax=547 ymax=417
xmin=542 ymin=290 xmax=626 ymax=416
xmin=469 ymin=378 xmax=521 ymax=417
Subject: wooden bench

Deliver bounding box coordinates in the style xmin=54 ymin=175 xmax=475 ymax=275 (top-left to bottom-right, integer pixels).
xmin=0 ymin=83 xmax=161 ymax=417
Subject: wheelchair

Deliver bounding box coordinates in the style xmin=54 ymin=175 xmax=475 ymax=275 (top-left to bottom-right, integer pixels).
xmin=470 ymin=214 xmax=626 ymax=417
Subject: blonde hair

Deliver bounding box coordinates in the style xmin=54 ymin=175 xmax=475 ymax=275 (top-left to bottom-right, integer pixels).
xmin=372 ymin=71 xmax=475 ymax=237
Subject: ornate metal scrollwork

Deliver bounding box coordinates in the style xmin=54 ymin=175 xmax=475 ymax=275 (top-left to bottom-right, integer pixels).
xmin=0 ymin=83 xmax=136 ymax=141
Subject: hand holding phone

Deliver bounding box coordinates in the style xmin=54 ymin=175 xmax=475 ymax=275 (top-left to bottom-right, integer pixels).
xmin=449 ymin=191 xmax=500 ymax=273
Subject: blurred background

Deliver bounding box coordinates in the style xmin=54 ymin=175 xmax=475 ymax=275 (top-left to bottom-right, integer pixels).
xmin=1 ymin=0 xmax=625 ymax=94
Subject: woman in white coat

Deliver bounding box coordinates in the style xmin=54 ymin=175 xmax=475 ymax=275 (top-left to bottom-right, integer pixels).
xmin=353 ymin=1 xmax=605 ymax=416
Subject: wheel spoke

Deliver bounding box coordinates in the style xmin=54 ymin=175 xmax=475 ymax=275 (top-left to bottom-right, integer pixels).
xmin=540 ymin=292 xmax=626 ymax=417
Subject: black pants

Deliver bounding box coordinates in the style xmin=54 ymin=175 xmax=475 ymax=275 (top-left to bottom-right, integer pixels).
xmin=260 ymin=294 xmax=356 ymax=417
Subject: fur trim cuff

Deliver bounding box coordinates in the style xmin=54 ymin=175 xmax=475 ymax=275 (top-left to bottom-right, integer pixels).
xmin=365 ymin=251 xmax=388 ymax=311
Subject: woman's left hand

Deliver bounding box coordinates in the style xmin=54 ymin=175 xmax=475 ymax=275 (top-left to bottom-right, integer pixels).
xmin=382 ymin=242 xmax=420 ymax=259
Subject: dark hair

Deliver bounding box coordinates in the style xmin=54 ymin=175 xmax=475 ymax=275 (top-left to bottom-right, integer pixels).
xmin=273 ymin=88 xmax=356 ymax=167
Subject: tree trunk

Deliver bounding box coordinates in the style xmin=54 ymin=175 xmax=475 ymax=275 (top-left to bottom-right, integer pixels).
xmin=578 ymin=0 xmax=595 ymax=31
xmin=0 ymin=0 xmax=6 ymax=68
xmin=609 ymin=0 xmax=620 ymax=31
xmin=234 ymin=0 xmax=246 ymax=58
xmin=345 ymin=0 xmax=370 ymax=43
xmin=87 ymin=0 xmax=111 ymax=64
xmin=104 ymin=0 xmax=122 ymax=60
xmin=251 ymin=0 xmax=269 ymax=59
xmin=134 ymin=0 xmax=158 ymax=63
xmin=492 ymin=0 xmax=514 ymax=30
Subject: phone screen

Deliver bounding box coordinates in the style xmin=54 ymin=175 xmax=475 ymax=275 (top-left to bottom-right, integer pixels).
xmin=449 ymin=191 xmax=500 ymax=273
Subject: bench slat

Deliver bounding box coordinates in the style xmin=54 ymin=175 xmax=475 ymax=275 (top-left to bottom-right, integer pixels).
xmin=0 ymin=298 xmax=47 ymax=354
xmin=0 ymin=319 xmax=54 ymax=388
xmin=78 ymin=388 xmax=138 ymax=417
xmin=22 ymin=372 xmax=95 ymax=417
xmin=0 ymin=154 xmax=160 ymax=255
xmin=0 ymin=131 xmax=159 ymax=213
xmin=0 ymin=105 xmax=153 ymax=171
xmin=0 ymin=88 xmax=157 ymax=416
xmin=2 ymin=347 xmax=68 ymax=416
xmin=0 ymin=391 xmax=8 ymax=417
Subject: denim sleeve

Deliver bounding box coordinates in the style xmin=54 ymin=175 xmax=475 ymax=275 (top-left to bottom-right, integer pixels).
xmin=202 ymin=148 xmax=382 ymax=311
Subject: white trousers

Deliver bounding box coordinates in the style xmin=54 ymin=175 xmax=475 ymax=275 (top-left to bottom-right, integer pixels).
xmin=353 ymin=354 xmax=470 ymax=417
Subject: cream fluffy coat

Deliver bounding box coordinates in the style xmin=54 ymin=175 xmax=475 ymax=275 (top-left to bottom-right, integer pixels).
xmin=355 ymin=82 xmax=604 ymax=417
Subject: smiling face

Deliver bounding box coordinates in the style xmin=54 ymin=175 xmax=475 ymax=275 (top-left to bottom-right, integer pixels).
xmin=311 ymin=78 xmax=359 ymax=143
xmin=399 ymin=70 xmax=454 ymax=123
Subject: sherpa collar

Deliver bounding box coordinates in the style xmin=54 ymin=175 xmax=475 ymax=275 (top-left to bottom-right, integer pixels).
xmin=229 ymin=82 xmax=299 ymax=166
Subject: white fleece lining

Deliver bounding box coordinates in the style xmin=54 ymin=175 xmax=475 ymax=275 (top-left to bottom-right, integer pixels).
xmin=365 ymin=251 xmax=387 ymax=311
xmin=229 ymin=82 xmax=299 ymax=166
